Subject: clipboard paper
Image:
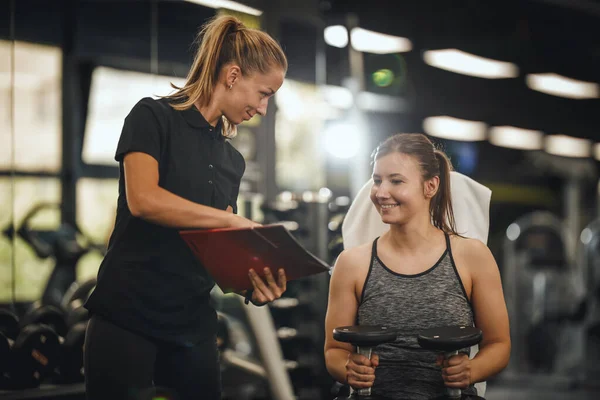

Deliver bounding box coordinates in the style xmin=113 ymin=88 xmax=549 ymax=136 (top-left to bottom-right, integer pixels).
xmin=179 ymin=224 xmax=331 ymax=293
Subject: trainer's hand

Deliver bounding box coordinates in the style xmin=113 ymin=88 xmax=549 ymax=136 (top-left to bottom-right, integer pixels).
xmin=346 ymin=352 xmax=379 ymax=390
xmin=436 ymin=353 xmax=471 ymax=389
xmin=247 ymin=267 xmax=287 ymax=306
xmin=227 ymin=213 xmax=262 ymax=229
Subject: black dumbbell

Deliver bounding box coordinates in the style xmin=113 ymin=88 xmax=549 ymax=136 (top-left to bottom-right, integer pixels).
xmin=332 ymin=325 xmax=397 ymax=400
xmin=19 ymin=304 xmax=87 ymax=384
xmin=56 ymin=321 xmax=87 ymax=383
xmin=417 ymin=326 xmax=484 ymax=400
xmin=0 ymin=309 xmax=20 ymax=378
xmin=61 ymin=278 xmax=96 ymax=328
xmin=0 ymin=308 xmax=61 ymax=389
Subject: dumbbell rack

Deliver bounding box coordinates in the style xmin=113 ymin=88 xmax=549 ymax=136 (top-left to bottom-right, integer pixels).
xmin=1 ymin=279 xmax=95 ymax=400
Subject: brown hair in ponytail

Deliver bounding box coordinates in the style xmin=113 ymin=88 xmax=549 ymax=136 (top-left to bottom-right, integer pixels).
xmin=164 ymin=15 xmax=287 ymax=124
xmin=372 ymin=133 xmax=458 ymax=236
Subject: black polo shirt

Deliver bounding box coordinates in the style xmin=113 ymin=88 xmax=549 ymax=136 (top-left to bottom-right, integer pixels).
xmin=85 ymin=97 xmax=245 ymax=345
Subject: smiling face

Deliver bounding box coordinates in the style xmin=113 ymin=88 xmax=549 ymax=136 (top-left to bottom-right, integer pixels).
xmin=221 ymin=66 xmax=285 ymax=125
xmin=370 ymin=152 xmax=438 ymax=226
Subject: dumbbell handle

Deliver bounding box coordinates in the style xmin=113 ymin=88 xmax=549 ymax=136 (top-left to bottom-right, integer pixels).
xmin=444 ymin=350 xmax=461 ymax=399
xmin=355 ymin=345 xmax=373 ymax=397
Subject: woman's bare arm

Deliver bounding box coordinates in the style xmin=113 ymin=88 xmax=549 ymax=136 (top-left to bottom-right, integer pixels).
xmin=467 ymin=239 xmax=511 ymax=383
xmin=124 ymin=152 xmax=256 ymax=229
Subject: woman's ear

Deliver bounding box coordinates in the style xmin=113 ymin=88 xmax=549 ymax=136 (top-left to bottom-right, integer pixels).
xmin=226 ymin=64 xmax=241 ymax=88
xmin=424 ymin=176 xmax=440 ymax=198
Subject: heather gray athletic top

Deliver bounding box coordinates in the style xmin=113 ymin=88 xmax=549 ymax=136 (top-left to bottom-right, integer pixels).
xmin=356 ymin=234 xmax=478 ymax=399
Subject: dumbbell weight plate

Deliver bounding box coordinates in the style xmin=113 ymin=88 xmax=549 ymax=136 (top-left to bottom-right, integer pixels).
xmin=20 ymin=305 xmax=68 ymax=338
xmin=0 ymin=309 xmax=20 ymax=340
xmin=57 ymin=321 xmax=87 ymax=383
xmin=417 ymin=326 xmax=482 ymax=352
xmin=61 ymin=278 xmax=97 ymax=310
xmin=333 ymin=326 xmax=398 ymax=347
xmin=1 ymin=332 xmax=10 ymax=374
xmin=8 ymin=324 xmax=61 ymax=389
xmin=66 ymin=304 xmax=90 ymax=328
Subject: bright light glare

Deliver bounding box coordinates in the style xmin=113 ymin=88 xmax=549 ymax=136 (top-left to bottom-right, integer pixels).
xmin=545 ymin=134 xmax=591 ymax=158
xmin=489 ymin=126 xmax=543 ymax=150
xmin=275 ymin=81 xmax=305 ymax=121
xmin=184 ymin=0 xmax=262 ymax=16
xmin=324 ymin=123 xmax=360 ymax=159
xmin=423 ymin=116 xmax=487 ymax=141
xmin=526 ymin=73 xmax=599 ymax=99
xmin=350 ymin=27 xmax=412 ymax=54
xmin=507 ymin=223 xmax=521 ymax=241
xmin=581 ymin=228 xmax=593 ymax=245
xmin=319 ymin=85 xmax=353 ymax=109
xmin=324 ymin=25 xmax=348 ymax=48
xmin=423 ymin=49 xmax=519 ymax=79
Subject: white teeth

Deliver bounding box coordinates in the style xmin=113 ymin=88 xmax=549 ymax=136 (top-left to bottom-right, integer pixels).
xmin=381 ymin=204 xmax=398 ymax=209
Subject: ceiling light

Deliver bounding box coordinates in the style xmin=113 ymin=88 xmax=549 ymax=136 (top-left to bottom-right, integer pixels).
xmin=350 ymin=28 xmax=412 ymax=54
xmin=489 ymin=126 xmax=543 ymax=150
xmin=324 ymin=25 xmax=348 ymax=48
xmin=423 ymin=49 xmax=519 ymax=79
xmin=593 ymin=143 xmax=600 ymax=161
xmin=526 ymin=73 xmax=599 ymax=99
xmin=184 ymin=0 xmax=262 ymax=16
xmin=423 ymin=116 xmax=487 ymax=141
xmin=545 ymin=134 xmax=591 ymax=158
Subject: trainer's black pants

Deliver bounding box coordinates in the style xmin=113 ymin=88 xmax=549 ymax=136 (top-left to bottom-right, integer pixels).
xmin=84 ymin=314 xmax=221 ymax=400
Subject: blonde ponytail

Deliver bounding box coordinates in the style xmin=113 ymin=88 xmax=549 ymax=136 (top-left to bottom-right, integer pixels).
xmin=163 ymin=15 xmax=287 ymax=139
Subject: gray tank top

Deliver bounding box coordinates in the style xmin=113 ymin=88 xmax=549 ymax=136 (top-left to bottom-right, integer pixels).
xmin=357 ymin=234 xmax=477 ymax=399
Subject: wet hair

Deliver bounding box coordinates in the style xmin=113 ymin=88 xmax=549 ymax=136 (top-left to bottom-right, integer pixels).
xmin=164 ymin=15 xmax=288 ymax=137
xmin=372 ymin=133 xmax=458 ymax=235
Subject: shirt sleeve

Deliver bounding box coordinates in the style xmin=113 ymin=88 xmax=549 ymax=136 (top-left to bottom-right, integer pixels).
xmin=229 ymin=182 xmax=241 ymax=214
xmin=228 ymin=150 xmax=246 ymax=214
xmin=115 ymin=97 xmax=166 ymax=163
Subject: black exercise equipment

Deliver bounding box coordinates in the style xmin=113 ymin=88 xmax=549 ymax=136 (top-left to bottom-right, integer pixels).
xmin=332 ymin=325 xmax=397 ymax=400
xmin=417 ymin=326 xmax=484 ymax=400
xmin=20 ymin=305 xmax=69 ymax=339
xmin=61 ymin=278 xmax=97 ymax=328
xmin=6 ymin=203 xmax=105 ymax=310
xmin=0 ymin=308 xmax=61 ymax=389
xmin=502 ymin=212 xmax=583 ymax=376
xmin=18 ymin=304 xmax=89 ymax=384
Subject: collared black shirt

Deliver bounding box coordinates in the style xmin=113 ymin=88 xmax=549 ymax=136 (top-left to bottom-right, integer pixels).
xmin=85 ymin=97 xmax=245 ymax=345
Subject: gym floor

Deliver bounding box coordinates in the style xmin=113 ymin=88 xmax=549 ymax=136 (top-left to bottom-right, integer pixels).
xmin=486 ymin=387 xmax=600 ymax=400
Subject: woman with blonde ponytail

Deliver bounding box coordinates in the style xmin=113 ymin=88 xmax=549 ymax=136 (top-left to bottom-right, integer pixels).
xmin=324 ymin=133 xmax=511 ymax=399
xmin=83 ymin=15 xmax=288 ymax=400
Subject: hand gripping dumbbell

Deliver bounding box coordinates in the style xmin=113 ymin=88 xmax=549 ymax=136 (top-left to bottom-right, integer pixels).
xmin=417 ymin=326 xmax=484 ymax=400
xmin=332 ymin=325 xmax=397 ymax=400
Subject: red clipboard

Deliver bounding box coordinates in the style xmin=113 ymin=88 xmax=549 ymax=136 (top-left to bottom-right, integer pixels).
xmin=179 ymin=224 xmax=331 ymax=293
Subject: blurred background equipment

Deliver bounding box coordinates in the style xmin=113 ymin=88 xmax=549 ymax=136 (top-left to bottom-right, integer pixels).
xmin=502 ymin=212 xmax=585 ymax=378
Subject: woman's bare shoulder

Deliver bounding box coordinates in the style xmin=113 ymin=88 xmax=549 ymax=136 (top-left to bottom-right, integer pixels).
xmin=334 ymin=240 xmax=374 ymax=274
xmin=449 ymin=234 xmax=488 ymax=253
xmin=449 ymin=234 xmax=496 ymax=271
